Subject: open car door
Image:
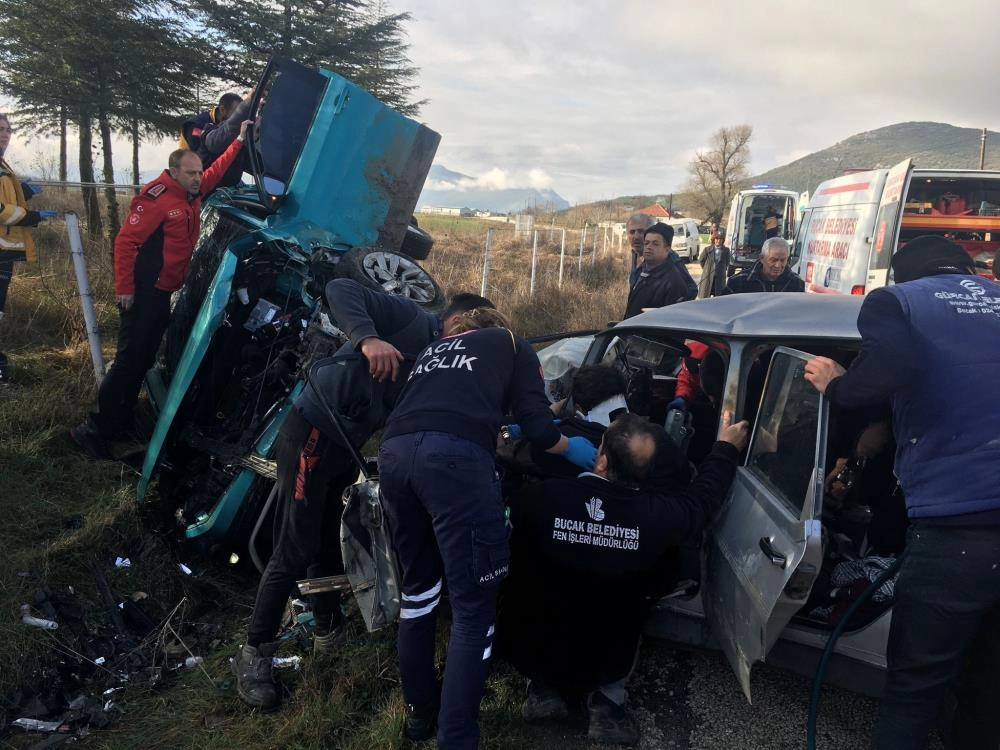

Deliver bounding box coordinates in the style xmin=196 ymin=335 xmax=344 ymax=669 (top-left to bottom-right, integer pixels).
xmin=703 ymin=346 xmax=827 ymax=701
xmin=867 ymin=158 xmax=913 ymax=291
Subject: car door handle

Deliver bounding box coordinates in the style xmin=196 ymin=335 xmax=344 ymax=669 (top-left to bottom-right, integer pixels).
xmin=759 ymin=536 xmax=788 ymax=569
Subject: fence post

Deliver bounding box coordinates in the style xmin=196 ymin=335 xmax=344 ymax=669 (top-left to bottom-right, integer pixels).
xmin=480 ymin=227 xmax=493 ymax=297
xmin=529 ymin=230 xmax=538 ymax=296
xmin=591 ymin=223 xmax=598 ymax=265
xmin=66 ymin=212 xmax=105 ymax=382
xmin=559 ymin=228 xmax=566 ymax=288
xmin=602 ymin=226 xmax=608 ymax=255
xmin=578 ymin=222 xmax=587 ymax=271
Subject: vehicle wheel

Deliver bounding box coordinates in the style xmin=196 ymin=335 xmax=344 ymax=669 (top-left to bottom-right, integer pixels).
xmin=336 ymin=246 xmax=445 ymax=310
xmin=401 ymin=223 xmax=434 ymax=260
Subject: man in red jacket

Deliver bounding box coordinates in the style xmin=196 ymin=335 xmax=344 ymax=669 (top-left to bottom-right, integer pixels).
xmin=70 ymin=120 xmax=249 ymax=459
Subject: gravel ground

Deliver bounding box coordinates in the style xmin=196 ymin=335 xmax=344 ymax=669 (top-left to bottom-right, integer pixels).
xmin=517 ymin=639 xmax=947 ymax=750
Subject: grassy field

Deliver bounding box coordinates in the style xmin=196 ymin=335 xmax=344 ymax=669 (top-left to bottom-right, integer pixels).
xmin=0 ymin=216 xmax=630 ymax=748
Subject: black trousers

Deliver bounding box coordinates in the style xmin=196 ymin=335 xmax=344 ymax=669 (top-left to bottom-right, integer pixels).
xmin=873 ymin=522 xmax=1000 ymax=749
xmin=246 ymin=408 xmax=354 ymax=647
xmin=0 ymin=260 xmax=12 ymax=315
xmin=90 ymin=286 xmax=172 ymax=437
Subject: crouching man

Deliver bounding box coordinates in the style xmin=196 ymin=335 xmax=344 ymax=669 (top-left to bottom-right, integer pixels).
xmin=496 ymin=411 xmax=748 ymax=746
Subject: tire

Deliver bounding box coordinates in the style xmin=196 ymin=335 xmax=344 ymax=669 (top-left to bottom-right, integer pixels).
xmin=401 ymin=223 xmax=434 ymax=260
xmin=336 ymin=247 xmax=445 ymax=310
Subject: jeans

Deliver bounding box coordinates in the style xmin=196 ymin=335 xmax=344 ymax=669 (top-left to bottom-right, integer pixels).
xmin=246 ymin=409 xmax=353 ymax=646
xmin=873 ymin=522 xmax=1000 ymax=749
xmin=379 ymin=432 xmax=508 ymax=750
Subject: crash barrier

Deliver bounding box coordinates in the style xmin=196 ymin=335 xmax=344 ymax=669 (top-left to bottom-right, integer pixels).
xmin=66 ymin=212 xmax=106 ymax=382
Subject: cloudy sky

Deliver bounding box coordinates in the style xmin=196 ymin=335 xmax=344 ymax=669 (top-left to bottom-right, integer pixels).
xmin=403 ymin=0 xmax=1000 ymax=203
xmin=3 ymin=0 xmax=997 ymax=205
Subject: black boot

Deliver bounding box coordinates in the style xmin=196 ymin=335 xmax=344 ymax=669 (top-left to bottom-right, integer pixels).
xmin=232 ymin=642 xmax=280 ymax=711
xmin=0 ymin=351 xmax=9 ymax=385
xmin=404 ymin=702 xmax=437 ymax=742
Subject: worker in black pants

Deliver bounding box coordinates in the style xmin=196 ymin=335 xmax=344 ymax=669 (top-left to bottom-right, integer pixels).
xmin=232 ymin=279 xmax=495 ymax=711
xmin=378 ymin=310 xmax=598 ymax=749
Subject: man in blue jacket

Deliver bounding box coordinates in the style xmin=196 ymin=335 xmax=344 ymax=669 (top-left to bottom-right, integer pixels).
xmin=804 ymin=236 xmax=1000 ymax=750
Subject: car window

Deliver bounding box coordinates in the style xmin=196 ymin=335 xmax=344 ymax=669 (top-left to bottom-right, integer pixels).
xmin=746 ymin=352 xmax=821 ymax=515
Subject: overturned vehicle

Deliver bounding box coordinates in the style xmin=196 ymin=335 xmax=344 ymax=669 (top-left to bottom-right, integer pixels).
xmin=137 ymin=57 xmax=442 ymax=563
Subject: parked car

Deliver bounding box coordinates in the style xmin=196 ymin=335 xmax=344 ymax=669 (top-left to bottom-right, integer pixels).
xmin=539 ymin=293 xmax=897 ymax=701
xmin=136 ymin=56 xmax=444 ymax=561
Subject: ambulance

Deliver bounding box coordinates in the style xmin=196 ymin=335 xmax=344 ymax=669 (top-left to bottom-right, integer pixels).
xmin=724 ymin=185 xmax=799 ymax=274
xmin=791 ymin=159 xmax=1000 ymax=294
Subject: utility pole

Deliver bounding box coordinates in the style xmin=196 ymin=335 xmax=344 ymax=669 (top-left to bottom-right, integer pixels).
xmin=980 ymin=128 xmax=988 ymax=170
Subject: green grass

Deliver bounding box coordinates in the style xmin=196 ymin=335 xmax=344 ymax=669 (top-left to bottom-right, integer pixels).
xmin=0 ymin=219 xmax=627 ymax=749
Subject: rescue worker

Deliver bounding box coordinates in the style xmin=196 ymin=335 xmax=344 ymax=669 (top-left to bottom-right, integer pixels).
xmin=623 ymin=223 xmax=697 ymax=319
xmin=178 ymin=93 xmax=242 ymax=151
xmin=763 ymin=206 xmax=780 ymax=239
xmin=804 ymin=235 xmax=1000 ymax=750
xmin=722 ymin=237 xmax=804 ymax=294
xmin=498 ymin=412 xmax=748 ymax=746
xmin=231 ymin=279 xmax=496 ymax=711
xmin=69 ymin=121 xmax=249 ymax=458
xmin=197 ymin=91 xmax=253 ymax=189
xmin=0 ymin=112 xmax=56 ymax=383
xmin=377 ymin=308 xmax=599 ymax=749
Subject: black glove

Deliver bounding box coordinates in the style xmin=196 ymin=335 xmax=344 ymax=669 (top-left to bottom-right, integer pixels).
xmin=19 ymin=210 xmax=42 ymax=227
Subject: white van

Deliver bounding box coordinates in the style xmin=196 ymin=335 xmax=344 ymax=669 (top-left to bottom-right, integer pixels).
xmin=663 ymin=218 xmax=701 ymax=261
xmin=791 ymin=159 xmax=1000 ymax=294
xmin=724 ymin=186 xmax=799 ymax=274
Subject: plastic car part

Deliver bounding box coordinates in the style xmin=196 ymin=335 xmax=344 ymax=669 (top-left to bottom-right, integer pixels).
xmin=336 ymin=246 xmax=444 ymax=310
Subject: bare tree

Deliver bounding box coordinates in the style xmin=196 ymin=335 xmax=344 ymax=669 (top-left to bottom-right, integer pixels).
xmin=685 ymin=124 xmax=753 ymax=225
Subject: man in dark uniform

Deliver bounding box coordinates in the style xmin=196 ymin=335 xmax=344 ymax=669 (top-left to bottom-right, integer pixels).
xmin=498 ymin=412 xmax=748 ymax=746
xmin=70 ymin=122 xmax=249 ymax=458
xmin=178 ymin=93 xmax=242 ymax=151
xmin=805 ymin=236 xmax=1000 ymax=750
xmin=623 ymin=223 xmax=697 ymax=319
xmin=231 ymin=278 xmax=495 ymax=711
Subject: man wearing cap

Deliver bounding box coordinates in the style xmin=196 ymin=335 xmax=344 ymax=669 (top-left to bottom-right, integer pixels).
xmin=623 ymin=223 xmax=697 ymax=319
xmin=804 ymin=236 xmax=1000 ymax=750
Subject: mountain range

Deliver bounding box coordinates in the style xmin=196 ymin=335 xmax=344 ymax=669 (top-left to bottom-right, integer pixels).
xmin=417 ymin=165 xmax=570 ymax=213
xmin=753 ymin=121 xmax=1000 ymax=194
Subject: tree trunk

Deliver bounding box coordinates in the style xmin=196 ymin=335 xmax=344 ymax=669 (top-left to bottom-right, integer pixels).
xmin=77 ymin=110 xmax=103 ymax=238
xmin=97 ymin=98 xmax=120 ymax=239
xmin=131 ymin=118 xmax=140 ymax=195
xmin=58 ymin=104 xmax=68 ymax=183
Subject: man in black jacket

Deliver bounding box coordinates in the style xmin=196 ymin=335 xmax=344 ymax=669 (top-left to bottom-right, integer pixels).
xmin=723 ymin=237 xmax=804 ymax=294
xmin=623 ymin=223 xmax=697 ymax=319
xmin=498 ymin=411 xmax=749 ymax=746
xmin=231 ymin=278 xmax=494 ymax=711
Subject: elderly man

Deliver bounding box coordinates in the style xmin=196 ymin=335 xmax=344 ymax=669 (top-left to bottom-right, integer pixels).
xmin=623 ymin=223 xmax=697 ymax=318
xmin=723 ymin=237 xmax=804 ymax=294
xmin=804 ymin=236 xmax=1000 ymax=750
xmin=70 ymin=122 xmax=249 ymax=458
xmin=498 ymin=412 xmax=749 ymax=746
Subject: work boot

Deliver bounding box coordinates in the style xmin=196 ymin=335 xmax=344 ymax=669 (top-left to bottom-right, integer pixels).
xmin=587 ymin=691 xmax=640 ymax=746
xmin=69 ymin=421 xmax=111 ymax=460
xmin=521 ymin=679 xmax=569 ymax=722
xmin=403 ymin=702 xmax=437 ymax=742
xmin=232 ymin=642 xmax=280 ymax=711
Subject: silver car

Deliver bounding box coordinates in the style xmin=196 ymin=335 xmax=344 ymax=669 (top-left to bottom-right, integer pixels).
xmin=566 ymin=293 xmax=893 ymax=701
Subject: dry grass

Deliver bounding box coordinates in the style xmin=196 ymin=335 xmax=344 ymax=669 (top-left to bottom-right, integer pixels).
xmin=0 ymin=214 xmax=633 ymax=749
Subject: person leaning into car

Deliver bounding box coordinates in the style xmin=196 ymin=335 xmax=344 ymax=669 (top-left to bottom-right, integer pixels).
xmin=69 ymin=120 xmax=250 ymax=459
xmin=804 ymin=236 xmax=1000 ymax=750
xmin=231 ymin=279 xmax=497 ymax=713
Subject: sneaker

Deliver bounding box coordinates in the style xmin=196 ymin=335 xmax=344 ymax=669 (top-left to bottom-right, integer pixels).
xmin=312 ymin=625 xmax=346 ymax=661
xmin=521 ymin=679 xmax=569 ymax=722
xmin=587 ymin=691 xmax=640 ymax=746
xmin=69 ymin=422 xmax=112 ymax=460
xmin=404 ymin=701 xmax=437 ymax=742
xmin=232 ymin=642 xmax=280 ymax=711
